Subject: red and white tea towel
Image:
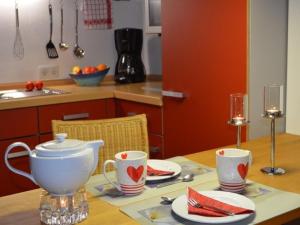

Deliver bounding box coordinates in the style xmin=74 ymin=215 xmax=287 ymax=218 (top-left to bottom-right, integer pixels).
xmin=83 ymin=0 xmax=112 ymax=29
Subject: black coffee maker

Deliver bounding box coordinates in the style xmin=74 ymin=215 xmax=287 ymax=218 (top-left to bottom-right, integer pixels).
xmin=114 ymin=28 xmax=146 ymax=83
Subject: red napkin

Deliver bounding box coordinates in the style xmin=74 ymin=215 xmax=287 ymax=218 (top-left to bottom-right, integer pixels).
xmin=188 ymin=187 xmax=254 ymax=217
xmin=147 ymin=165 xmax=175 ymax=176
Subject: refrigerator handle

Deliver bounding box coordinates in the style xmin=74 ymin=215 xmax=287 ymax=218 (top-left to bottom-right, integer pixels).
xmin=162 ymin=90 xmax=185 ymax=99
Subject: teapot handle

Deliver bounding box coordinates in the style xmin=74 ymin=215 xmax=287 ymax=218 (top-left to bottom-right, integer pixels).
xmin=4 ymin=142 xmax=37 ymax=184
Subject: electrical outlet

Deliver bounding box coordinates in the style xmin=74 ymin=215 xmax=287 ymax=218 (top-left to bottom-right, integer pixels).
xmin=37 ymin=65 xmax=59 ymax=80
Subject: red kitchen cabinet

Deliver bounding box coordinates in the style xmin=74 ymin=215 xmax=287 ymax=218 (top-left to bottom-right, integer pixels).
xmin=0 ymin=107 xmax=38 ymax=140
xmin=0 ymin=136 xmax=39 ymax=197
xmin=39 ymin=133 xmax=53 ymax=143
xmin=38 ymin=99 xmax=112 ymax=134
xmin=162 ymin=0 xmax=247 ymax=158
xmin=115 ymin=99 xmax=162 ymax=135
xmin=115 ymin=99 xmax=163 ymax=158
xmin=148 ymin=134 xmax=163 ymax=159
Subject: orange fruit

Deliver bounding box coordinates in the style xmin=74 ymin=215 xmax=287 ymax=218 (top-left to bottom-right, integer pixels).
xmin=97 ymin=64 xmax=107 ymax=71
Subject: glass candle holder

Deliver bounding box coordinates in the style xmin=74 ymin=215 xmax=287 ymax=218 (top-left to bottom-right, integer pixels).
xmin=228 ymin=93 xmax=249 ymax=148
xmin=261 ymin=84 xmax=285 ymax=175
xmin=40 ymin=188 xmax=88 ymax=225
xmin=263 ymin=84 xmax=284 ymax=118
xmin=230 ymin=93 xmax=248 ymax=125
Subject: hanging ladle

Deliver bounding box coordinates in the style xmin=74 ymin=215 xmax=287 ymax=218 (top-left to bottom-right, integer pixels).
xmin=59 ymin=0 xmax=69 ymax=50
xmin=73 ymin=0 xmax=85 ymax=58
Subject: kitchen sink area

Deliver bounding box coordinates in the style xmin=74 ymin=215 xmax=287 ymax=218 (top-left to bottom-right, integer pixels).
xmin=0 ymin=88 xmax=69 ymax=100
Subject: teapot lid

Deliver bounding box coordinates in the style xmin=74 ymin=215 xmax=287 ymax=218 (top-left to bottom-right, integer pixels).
xmin=35 ymin=133 xmax=87 ymax=157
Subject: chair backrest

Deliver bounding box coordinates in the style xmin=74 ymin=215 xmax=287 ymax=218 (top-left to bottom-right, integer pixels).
xmin=52 ymin=114 xmax=149 ymax=174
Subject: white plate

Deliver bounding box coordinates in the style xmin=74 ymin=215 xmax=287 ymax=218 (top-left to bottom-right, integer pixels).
xmin=172 ymin=191 xmax=255 ymax=224
xmin=146 ymin=160 xmax=181 ymax=181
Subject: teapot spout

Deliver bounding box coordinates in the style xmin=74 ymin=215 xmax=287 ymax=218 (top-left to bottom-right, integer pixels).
xmin=87 ymin=140 xmax=104 ymax=174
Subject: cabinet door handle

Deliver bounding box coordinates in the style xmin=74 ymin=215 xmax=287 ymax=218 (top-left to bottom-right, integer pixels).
xmin=7 ymin=150 xmax=29 ymax=159
xmin=127 ymin=112 xmax=137 ymax=116
xmin=63 ymin=113 xmax=89 ymax=121
xmin=150 ymin=146 xmax=160 ymax=153
xmin=162 ymin=90 xmax=185 ymax=99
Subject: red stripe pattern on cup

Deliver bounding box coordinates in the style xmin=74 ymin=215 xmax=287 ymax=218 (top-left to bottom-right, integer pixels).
xmin=120 ymin=183 xmax=144 ymax=195
xmin=219 ymin=181 xmax=246 ymax=193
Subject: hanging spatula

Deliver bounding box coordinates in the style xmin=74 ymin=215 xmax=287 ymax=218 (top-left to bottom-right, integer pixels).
xmin=46 ymin=3 xmax=58 ymax=58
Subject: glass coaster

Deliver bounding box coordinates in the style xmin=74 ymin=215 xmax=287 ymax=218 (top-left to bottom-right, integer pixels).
xmin=39 ymin=188 xmax=88 ymax=225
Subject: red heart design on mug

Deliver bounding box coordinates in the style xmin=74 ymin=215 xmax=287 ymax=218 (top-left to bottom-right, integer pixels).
xmin=121 ymin=153 xmax=127 ymax=159
xmin=127 ymin=166 xmax=144 ymax=183
xmin=219 ymin=150 xmax=224 ymax=156
xmin=237 ymin=163 xmax=248 ymax=179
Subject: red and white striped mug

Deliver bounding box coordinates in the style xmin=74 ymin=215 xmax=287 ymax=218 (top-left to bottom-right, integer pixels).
xmin=216 ymin=148 xmax=252 ymax=193
xmin=103 ymin=151 xmax=147 ymax=195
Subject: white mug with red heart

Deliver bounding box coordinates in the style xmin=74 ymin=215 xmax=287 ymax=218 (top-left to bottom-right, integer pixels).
xmin=216 ymin=148 xmax=251 ymax=193
xmin=103 ymin=151 xmax=147 ymax=195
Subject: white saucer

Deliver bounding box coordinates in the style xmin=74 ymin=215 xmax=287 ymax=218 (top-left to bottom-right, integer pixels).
xmin=146 ymin=160 xmax=181 ymax=181
xmin=172 ymin=190 xmax=255 ymax=224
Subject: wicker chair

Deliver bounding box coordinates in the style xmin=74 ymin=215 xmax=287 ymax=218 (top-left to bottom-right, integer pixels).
xmin=51 ymin=114 xmax=149 ymax=174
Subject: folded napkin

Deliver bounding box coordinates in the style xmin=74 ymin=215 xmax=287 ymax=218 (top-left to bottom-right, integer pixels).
xmin=188 ymin=187 xmax=254 ymax=217
xmin=147 ymin=165 xmax=175 ymax=176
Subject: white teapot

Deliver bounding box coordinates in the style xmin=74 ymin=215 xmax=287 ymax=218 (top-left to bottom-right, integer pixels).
xmin=4 ymin=133 xmax=104 ymax=196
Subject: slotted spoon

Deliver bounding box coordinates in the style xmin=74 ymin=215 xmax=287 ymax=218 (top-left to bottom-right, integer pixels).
xmin=46 ymin=3 xmax=58 ymax=58
xmin=13 ymin=1 xmax=24 ymax=60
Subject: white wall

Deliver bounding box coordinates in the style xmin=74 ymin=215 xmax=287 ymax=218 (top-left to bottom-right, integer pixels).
xmin=249 ymin=0 xmax=288 ymax=139
xmin=286 ymin=0 xmax=300 ymax=135
xmin=0 ymin=0 xmax=161 ymax=84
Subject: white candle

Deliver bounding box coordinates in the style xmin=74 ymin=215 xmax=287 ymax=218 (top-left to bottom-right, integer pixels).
xmin=233 ymin=116 xmax=244 ymax=121
xmin=232 ymin=116 xmax=245 ymax=125
xmin=60 ymin=197 xmax=67 ymax=208
xmin=267 ymin=107 xmax=280 ymax=113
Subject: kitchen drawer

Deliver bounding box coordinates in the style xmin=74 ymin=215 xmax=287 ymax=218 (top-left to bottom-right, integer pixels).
xmin=0 ymin=136 xmax=39 ymax=196
xmin=0 ymin=107 xmax=38 ymax=140
xmin=149 ymin=134 xmax=163 ymax=159
xmin=115 ymin=99 xmax=162 ymax=135
xmin=38 ymin=99 xmax=108 ymax=134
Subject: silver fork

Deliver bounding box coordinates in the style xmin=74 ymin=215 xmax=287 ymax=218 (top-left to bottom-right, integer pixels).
xmin=188 ymin=198 xmax=235 ymax=216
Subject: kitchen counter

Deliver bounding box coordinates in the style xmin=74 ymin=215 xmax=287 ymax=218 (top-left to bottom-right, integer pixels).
xmin=0 ymin=79 xmax=163 ymax=110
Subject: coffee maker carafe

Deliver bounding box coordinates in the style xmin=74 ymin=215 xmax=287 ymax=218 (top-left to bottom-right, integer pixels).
xmin=114 ymin=28 xmax=146 ymax=83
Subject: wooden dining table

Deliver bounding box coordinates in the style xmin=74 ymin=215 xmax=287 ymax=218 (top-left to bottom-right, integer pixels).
xmin=0 ymin=133 xmax=299 ymax=225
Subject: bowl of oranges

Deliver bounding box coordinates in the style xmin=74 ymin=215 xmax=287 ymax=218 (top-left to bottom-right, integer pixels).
xmin=69 ymin=64 xmax=109 ymax=86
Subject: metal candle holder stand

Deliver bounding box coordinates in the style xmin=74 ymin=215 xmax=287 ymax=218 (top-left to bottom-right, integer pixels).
xmin=228 ymin=118 xmax=249 ymax=148
xmin=261 ymin=110 xmax=285 ymax=175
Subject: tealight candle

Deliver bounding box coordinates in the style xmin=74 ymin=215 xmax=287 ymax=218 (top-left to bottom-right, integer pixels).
xmin=266 ymin=106 xmax=280 ymax=114
xmin=60 ymin=197 xmax=67 ymax=208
